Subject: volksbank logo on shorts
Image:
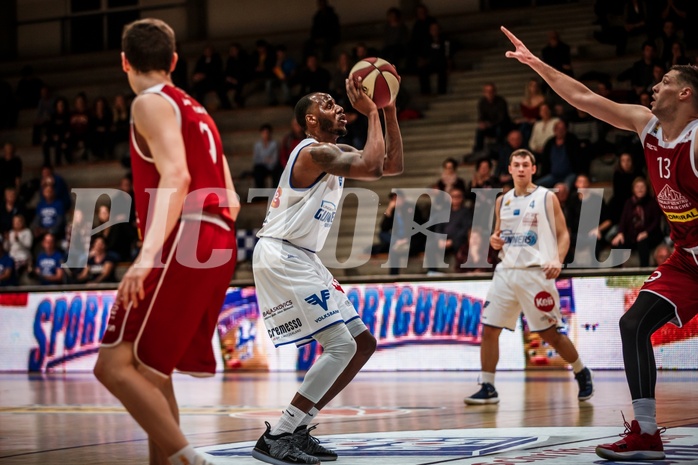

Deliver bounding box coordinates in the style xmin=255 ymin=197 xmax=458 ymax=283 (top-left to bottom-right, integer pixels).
xmin=267 ymin=318 xmax=303 ymax=338
xmin=315 ymin=309 xmax=339 ymax=323
xmin=305 ymin=290 xmax=331 ymax=310
xmin=314 ymin=200 xmax=337 ymax=227
xmin=501 ymin=230 xmax=538 ymax=246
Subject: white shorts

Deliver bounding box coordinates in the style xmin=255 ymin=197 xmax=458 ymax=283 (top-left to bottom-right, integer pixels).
xmin=253 ymin=238 xmax=366 ymax=347
xmin=482 ymin=267 xmax=563 ymax=332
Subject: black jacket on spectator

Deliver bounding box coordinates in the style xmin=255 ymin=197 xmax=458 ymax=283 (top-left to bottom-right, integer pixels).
xmin=539 ymin=132 xmax=583 ymax=178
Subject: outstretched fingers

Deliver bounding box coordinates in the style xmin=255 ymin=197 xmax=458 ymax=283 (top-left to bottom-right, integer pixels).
xmin=500 ymin=26 xmax=529 ymax=61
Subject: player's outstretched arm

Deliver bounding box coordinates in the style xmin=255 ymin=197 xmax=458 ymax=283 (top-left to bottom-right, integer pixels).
xmin=501 ymin=26 xmax=652 ymax=135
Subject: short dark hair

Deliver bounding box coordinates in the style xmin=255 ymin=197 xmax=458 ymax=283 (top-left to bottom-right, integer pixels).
xmin=122 ymin=18 xmax=175 ymax=73
xmin=475 ymin=157 xmax=492 ymax=170
xmin=671 ymin=64 xmax=698 ymax=108
xmin=260 ymin=123 xmax=272 ymax=132
xmin=509 ymin=148 xmax=536 ymax=165
xmin=442 ymin=157 xmax=459 ymax=169
xmin=294 ymin=94 xmax=316 ymax=130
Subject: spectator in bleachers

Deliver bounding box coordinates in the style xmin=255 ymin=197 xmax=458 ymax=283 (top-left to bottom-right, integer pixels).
xmin=455 ymin=227 xmax=493 ymax=274
xmin=331 ymin=51 xmax=353 ymax=106
xmin=596 ymin=0 xmax=649 ymax=56
xmin=516 ymin=78 xmax=545 ymax=142
xmin=609 ymin=152 xmax=642 ymax=224
xmin=432 ymin=157 xmax=466 ymax=193
xmin=279 ymin=117 xmax=305 ymax=169
xmin=16 ymin=65 xmax=44 ymax=110
xmin=270 ymin=45 xmax=297 ymax=106
xmin=224 ymin=42 xmax=248 ymax=108
xmin=0 ymin=79 xmax=18 ymax=130
xmin=494 ymin=129 xmax=526 ymax=185
xmin=40 ymin=165 xmax=71 ymax=212
xmin=171 ymin=41 xmax=189 ymax=92
xmin=666 ymin=40 xmax=690 ymax=69
xmin=371 ymin=192 xmax=425 ymax=274
xmin=537 ymin=119 xmax=582 ymax=189
xmin=32 ymin=85 xmax=54 ymax=146
xmin=371 ymin=192 xmax=398 ymax=255
xmin=408 ymin=3 xmax=437 ymax=73
xmin=473 ymin=82 xmax=511 ymax=155
xmin=568 ymin=108 xmax=614 ymax=167
xmin=653 ymin=242 xmax=672 ymax=266
xmin=567 ymin=173 xmax=612 ymax=266
xmin=305 ymin=0 xmax=341 ymax=61
xmin=249 ymin=39 xmax=276 ymax=105
xmin=63 ymin=208 xmax=91 ymax=270
xmin=5 ymin=213 xmax=32 ymax=276
xmin=466 ymin=157 xmax=499 ymax=203
xmin=43 ymin=97 xmax=71 ymax=166
xmin=69 ymin=93 xmax=91 ymax=161
xmin=417 ymin=22 xmax=450 ymax=95
xmin=611 ymin=177 xmax=663 ymax=267
xmin=656 ymin=20 xmax=681 ymax=68
xmin=117 ymin=173 xmax=137 ymax=225
xmin=90 ymin=97 xmax=113 ymax=159
xmin=638 ymin=90 xmax=652 ymax=108
xmin=528 ymin=103 xmax=559 ymax=156
xmin=618 ymin=41 xmax=661 ymax=98
xmin=191 ymin=44 xmax=231 ymax=110
xmin=0 ymin=241 xmax=17 ymax=287
xmin=34 ymin=233 xmax=64 ymax=285
xmin=661 ymin=0 xmax=688 ymax=32
xmin=0 ymin=187 xmax=26 ymax=235
xmin=252 ymin=123 xmax=280 ymax=189
xmin=111 ymin=94 xmax=130 ymax=163
xmin=32 ymin=184 xmax=66 ymax=240
xmin=0 ymin=142 xmax=22 ymax=192
xmin=75 ymin=236 xmax=117 ymax=284
xmin=542 ymin=30 xmax=573 ymax=77
xmin=382 ymin=7 xmax=409 ymax=69
xmin=295 ymin=54 xmax=332 ymax=97
xmin=94 ymin=204 xmax=135 ymax=263
xmin=432 ymin=186 xmax=472 ymax=271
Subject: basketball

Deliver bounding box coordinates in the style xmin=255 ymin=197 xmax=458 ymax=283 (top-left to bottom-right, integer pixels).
xmin=349 ymin=57 xmax=400 ymax=109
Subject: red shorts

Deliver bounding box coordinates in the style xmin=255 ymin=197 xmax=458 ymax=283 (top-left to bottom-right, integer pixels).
xmin=641 ymin=247 xmax=698 ymax=327
xmin=101 ymin=219 xmax=237 ymax=377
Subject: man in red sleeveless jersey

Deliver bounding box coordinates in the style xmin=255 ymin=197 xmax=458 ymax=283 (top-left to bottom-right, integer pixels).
xmin=503 ymin=26 xmax=698 ymax=462
xmin=94 ymin=19 xmax=239 ymax=465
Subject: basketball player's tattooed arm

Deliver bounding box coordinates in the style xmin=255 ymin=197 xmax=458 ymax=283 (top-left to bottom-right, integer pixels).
xmin=502 ymin=26 xmax=652 ymax=135
xmin=307 ymin=141 xmax=382 ymax=180
xmin=381 ymin=101 xmax=404 ymax=176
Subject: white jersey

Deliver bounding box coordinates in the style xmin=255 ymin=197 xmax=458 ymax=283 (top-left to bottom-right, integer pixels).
xmin=497 ymin=185 xmax=558 ymax=269
xmin=257 ymin=137 xmax=344 ymax=252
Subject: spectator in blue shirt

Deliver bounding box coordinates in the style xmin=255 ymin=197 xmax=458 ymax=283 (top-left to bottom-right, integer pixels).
xmin=0 ymin=242 xmax=17 ymax=286
xmin=252 ymin=123 xmax=280 ymax=189
xmin=32 ymin=184 xmax=66 ymax=240
xmin=34 ymin=233 xmax=64 ymax=285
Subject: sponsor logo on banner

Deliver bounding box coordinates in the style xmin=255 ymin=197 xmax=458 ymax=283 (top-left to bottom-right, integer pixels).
xmin=305 ymin=290 xmax=331 ymax=310
xmin=534 ymin=292 xmax=555 ymax=312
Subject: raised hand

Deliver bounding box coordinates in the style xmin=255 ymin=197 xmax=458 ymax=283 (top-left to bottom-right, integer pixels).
xmin=346 ymin=76 xmax=378 ymax=116
xmin=501 ymin=26 xmax=537 ymax=66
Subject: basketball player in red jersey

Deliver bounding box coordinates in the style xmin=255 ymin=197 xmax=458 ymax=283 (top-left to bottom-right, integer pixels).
xmin=503 ymin=26 xmax=698 ymax=461
xmin=94 ymin=19 xmax=238 ymax=465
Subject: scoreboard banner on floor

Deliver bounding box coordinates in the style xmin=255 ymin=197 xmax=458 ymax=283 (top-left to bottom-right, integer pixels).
xmin=2 ymin=275 xmax=698 ymax=372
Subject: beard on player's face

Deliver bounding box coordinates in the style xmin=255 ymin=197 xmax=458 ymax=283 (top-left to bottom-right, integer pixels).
xmin=319 ymin=115 xmax=348 ymax=137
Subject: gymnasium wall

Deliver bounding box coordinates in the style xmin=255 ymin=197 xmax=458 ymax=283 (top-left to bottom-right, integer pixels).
xmin=3 ymin=274 xmax=698 ymax=373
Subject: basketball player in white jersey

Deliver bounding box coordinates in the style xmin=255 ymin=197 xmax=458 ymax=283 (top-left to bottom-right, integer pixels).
xmin=251 ymin=76 xmax=404 ymax=464
xmin=464 ymin=149 xmax=594 ymax=405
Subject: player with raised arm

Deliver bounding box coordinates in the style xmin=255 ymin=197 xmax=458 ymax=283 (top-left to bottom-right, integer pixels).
xmin=463 ymin=149 xmax=594 ymax=406
xmin=94 ymin=18 xmax=239 ymax=465
xmin=250 ymin=76 xmax=403 ymax=464
xmin=502 ymin=26 xmax=698 ymax=461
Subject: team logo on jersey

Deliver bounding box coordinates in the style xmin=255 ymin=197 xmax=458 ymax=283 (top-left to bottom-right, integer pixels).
xmin=501 ymin=230 xmax=537 ymax=246
xmin=271 ymin=187 xmax=282 ymax=208
xmin=305 ymin=289 xmax=331 ymax=310
xmin=534 ymin=292 xmax=555 ymax=312
xmin=267 ymin=318 xmax=303 ymax=338
xmin=665 ymin=208 xmax=698 ymax=222
xmin=646 ymin=142 xmax=658 ymax=151
xmin=657 ymin=184 xmax=691 ymax=211
xmin=314 ymin=200 xmax=337 ymax=227
xmin=262 ymin=300 xmax=294 ymax=318
xmin=513 ymin=209 xmax=520 ymax=216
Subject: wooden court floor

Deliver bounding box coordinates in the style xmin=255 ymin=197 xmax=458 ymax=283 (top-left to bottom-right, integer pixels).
xmin=1 ymin=370 xmax=698 ymax=464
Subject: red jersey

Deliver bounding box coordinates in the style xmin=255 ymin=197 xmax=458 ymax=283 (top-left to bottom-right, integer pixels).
xmin=129 ymin=83 xmax=234 ymax=239
xmin=642 ymin=117 xmax=698 ymax=249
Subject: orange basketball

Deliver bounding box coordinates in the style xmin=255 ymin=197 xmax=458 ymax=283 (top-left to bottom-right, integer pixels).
xmin=349 ymin=57 xmax=400 ymax=109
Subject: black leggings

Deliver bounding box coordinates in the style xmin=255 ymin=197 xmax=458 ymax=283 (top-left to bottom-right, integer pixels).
xmin=619 ymin=291 xmax=676 ymax=400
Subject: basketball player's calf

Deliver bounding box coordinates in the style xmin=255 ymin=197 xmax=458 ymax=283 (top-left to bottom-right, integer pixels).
xmin=538 ymin=326 xmax=594 ymax=401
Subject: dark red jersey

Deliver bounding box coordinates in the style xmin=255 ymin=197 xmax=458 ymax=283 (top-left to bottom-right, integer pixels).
xmin=642 ymin=117 xmax=698 ymax=248
xmin=129 ymin=83 xmax=233 ymax=239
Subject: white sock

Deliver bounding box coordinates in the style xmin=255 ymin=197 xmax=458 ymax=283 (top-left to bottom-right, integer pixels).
xmin=481 ymin=371 xmax=495 ymax=386
xmin=571 ymin=358 xmax=585 ymax=374
xmin=300 ymin=406 xmax=319 ymax=428
xmin=169 ymin=445 xmax=198 ymax=465
xmin=270 ymin=404 xmax=305 ymax=435
xmin=633 ymin=398 xmax=658 ymax=434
